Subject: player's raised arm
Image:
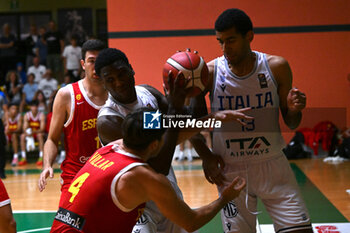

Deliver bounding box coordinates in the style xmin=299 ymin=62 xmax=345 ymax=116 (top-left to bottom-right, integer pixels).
xmin=38 ymin=87 xmax=70 ymax=192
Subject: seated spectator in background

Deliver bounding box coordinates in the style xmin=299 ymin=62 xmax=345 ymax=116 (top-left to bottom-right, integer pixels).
xmin=35 ymin=26 xmax=48 ymax=66
xmin=27 ymin=56 xmax=46 ymax=83
xmin=5 ymin=103 xmax=22 ymax=166
xmin=16 ymin=62 xmax=27 ymax=84
xmin=38 ymin=69 xmax=58 ymax=101
xmin=0 ymin=179 xmax=16 ymax=233
xmin=20 ymin=100 xmax=46 ymax=166
xmin=60 ymin=73 xmax=71 ymax=88
xmin=4 ymin=70 xmax=24 ymax=112
xmin=33 ymin=90 xmax=48 ymax=114
xmin=0 ymin=93 xmax=7 ymax=179
xmin=0 ymin=23 xmax=17 ymax=86
xmin=25 ymin=24 xmax=39 ymax=69
xmin=22 ymin=73 xmax=38 ymax=105
xmin=62 ymin=35 xmax=81 ymax=83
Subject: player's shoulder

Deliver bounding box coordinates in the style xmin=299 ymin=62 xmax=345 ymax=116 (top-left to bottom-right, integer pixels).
xmin=119 ymin=164 xmax=154 ymax=184
xmin=265 ymin=54 xmax=290 ymax=69
xmin=54 ymin=85 xmax=72 ymax=106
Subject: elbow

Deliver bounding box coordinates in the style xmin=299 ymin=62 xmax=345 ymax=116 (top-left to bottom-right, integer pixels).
xmin=184 ymin=224 xmax=198 ymax=233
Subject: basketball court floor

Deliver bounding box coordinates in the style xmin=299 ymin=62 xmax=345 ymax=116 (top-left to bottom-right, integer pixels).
xmin=2 ymin=157 xmax=350 ymax=233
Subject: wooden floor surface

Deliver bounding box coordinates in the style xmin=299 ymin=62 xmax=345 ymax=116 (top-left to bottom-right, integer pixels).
xmin=2 ymin=158 xmax=350 ymax=221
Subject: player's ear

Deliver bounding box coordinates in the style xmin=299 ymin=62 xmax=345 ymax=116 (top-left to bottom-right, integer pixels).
xmin=246 ymin=30 xmax=254 ymax=42
xmin=80 ymin=59 xmax=85 ymax=70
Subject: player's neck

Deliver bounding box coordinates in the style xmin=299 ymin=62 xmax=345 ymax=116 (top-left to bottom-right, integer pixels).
xmin=228 ymin=51 xmax=255 ymax=77
xmin=81 ymin=78 xmax=108 ymax=103
xmin=118 ymin=143 xmax=148 ymax=161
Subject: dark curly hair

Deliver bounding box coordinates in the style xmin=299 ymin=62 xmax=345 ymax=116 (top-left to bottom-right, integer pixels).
xmin=81 ymin=39 xmax=106 ymax=61
xmin=215 ymin=8 xmax=253 ymax=35
xmin=94 ymin=48 xmax=133 ymax=77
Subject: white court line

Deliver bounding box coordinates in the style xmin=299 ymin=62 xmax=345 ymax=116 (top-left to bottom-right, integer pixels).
xmin=18 ymin=227 xmax=51 ymax=233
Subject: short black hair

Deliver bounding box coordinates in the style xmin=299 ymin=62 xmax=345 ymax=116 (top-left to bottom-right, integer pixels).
xmin=95 ymin=48 xmax=133 ymax=77
xmin=215 ymin=8 xmax=253 ymax=35
xmin=81 ymin=39 xmax=106 ymax=61
xmin=8 ymin=102 xmax=19 ymax=108
xmin=29 ymin=100 xmax=39 ymax=106
xmin=122 ymin=108 xmax=165 ymax=151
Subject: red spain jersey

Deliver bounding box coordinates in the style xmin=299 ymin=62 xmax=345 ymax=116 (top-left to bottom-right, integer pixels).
xmin=51 ymin=145 xmax=147 ymax=233
xmin=26 ymin=111 xmax=43 ymax=131
xmin=0 ymin=179 xmax=10 ymax=208
xmin=62 ymin=80 xmax=103 ymax=185
xmin=8 ymin=114 xmax=20 ymax=132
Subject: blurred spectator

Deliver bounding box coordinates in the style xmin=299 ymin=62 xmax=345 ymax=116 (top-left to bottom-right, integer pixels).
xmin=17 ymin=62 xmax=27 ymax=84
xmin=60 ymin=73 xmax=71 ymax=88
xmin=5 ymin=103 xmax=22 ymax=167
xmin=35 ymin=26 xmax=47 ymax=66
xmin=0 ymin=93 xmax=7 ymax=178
xmin=20 ymin=100 xmax=45 ymax=166
xmin=27 ymin=56 xmax=46 ymax=83
xmin=0 ymin=24 xmax=17 ymax=85
xmin=0 ymin=179 xmax=16 ymax=232
xmin=62 ymin=35 xmax=81 ymax=82
xmin=4 ymin=71 xmax=23 ymax=112
xmin=33 ymin=90 xmax=47 ymax=114
xmin=24 ymin=25 xmax=39 ymax=69
xmin=44 ymin=21 xmax=64 ymax=82
xmin=22 ymin=73 xmax=38 ymax=104
xmin=38 ymin=69 xmax=58 ymax=101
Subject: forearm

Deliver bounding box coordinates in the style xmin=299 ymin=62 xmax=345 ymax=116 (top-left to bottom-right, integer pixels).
xmin=147 ymin=105 xmax=180 ymax=175
xmin=190 ymin=133 xmax=212 ymax=159
xmin=187 ymin=197 xmax=226 ymax=232
xmin=43 ymin=139 xmax=59 ymax=168
xmin=284 ymin=110 xmax=302 ymax=129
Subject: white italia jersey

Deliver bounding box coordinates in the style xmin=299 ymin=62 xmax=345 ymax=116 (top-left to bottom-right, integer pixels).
xmin=98 ymin=85 xmax=158 ymax=119
xmin=210 ymin=51 xmax=286 ymax=164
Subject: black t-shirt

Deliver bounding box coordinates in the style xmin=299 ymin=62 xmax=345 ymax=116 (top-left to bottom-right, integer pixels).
xmin=44 ymin=31 xmax=63 ymax=54
xmin=0 ymin=34 xmax=16 ymax=57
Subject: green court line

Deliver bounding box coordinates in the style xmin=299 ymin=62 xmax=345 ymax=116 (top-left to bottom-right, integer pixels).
xmin=11 ymin=163 xmax=348 ymax=232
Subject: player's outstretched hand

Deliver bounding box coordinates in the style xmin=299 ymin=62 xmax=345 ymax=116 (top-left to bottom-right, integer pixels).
xmin=166 ymin=70 xmax=191 ymax=112
xmin=213 ymin=108 xmax=254 ymax=126
xmin=220 ymin=176 xmax=246 ymax=203
xmin=38 ymin=166 xmax=54 ymax=192
xmin=202 ymin=152 xmax=227 ymax=186
xmin=287 ymin=87 xmax=306 ymax=113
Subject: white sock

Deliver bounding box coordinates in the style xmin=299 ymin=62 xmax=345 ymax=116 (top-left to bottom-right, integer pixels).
xmin=13 ymin=153 xmax=18 ymax=159
xmin=21 ymin=151 xmax=26 ymax=159
xmin=39 ymin=151 xmax=43 ymax=158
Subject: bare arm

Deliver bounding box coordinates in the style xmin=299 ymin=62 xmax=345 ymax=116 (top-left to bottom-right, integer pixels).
xmin=268 ymin=55 xmax=306 ymax=129
xmin=0 ymin=204 xmax=16 ymax=233
xmin=117 ymin=166 xmax=245 ymax=232
xmin=96 ymin=115 xmax=124 ymax=146
xmin=38 ymin=86 xmax=70 ymax=191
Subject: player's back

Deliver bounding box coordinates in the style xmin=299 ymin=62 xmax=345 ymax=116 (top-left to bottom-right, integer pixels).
xmin=51 ymin=145 xmax=146 ymax=233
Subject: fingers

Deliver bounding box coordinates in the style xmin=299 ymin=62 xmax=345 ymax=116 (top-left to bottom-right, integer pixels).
xmin=204 ymin=172 xmax=214 ymax=184
xmin=38 ymin=173 xmax=47 ymax=192
xmin=38 ymin=169 xmax=54 ymax=192
xmin=211 ymin=173 xmax=226 ymax=186
xmin=234 ymin=177 xmax=246 ymax=191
